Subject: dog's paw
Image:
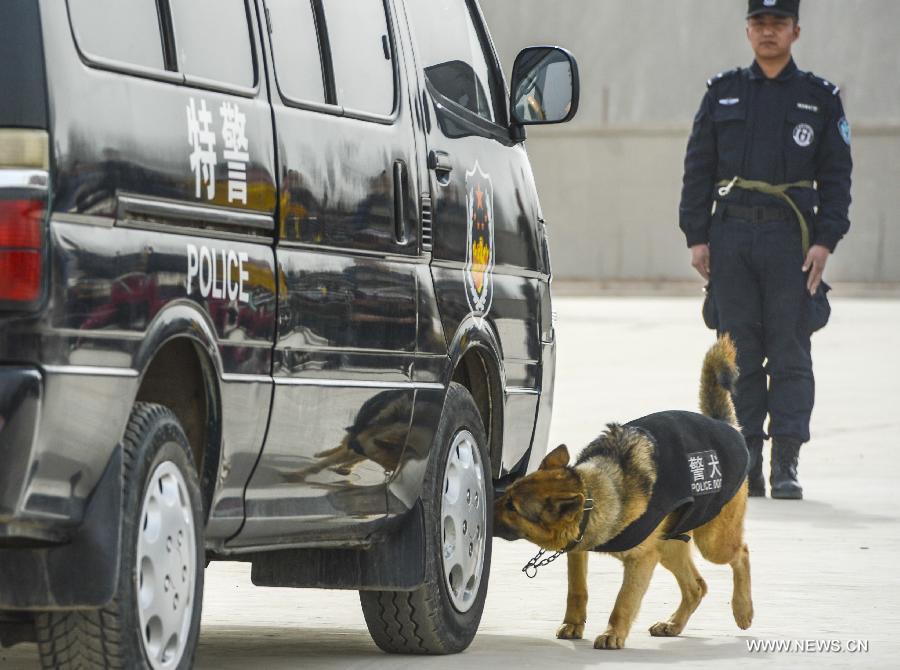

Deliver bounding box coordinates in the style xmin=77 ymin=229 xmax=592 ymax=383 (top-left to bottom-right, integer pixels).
xmin=732 ymin=599 xmax=753 ymax=630
xmin=593 ymin=632 xmax=626 ymax=650
xmin=556 ymin=622 xmax=584 ymax=640
xmin=649 ymin=621 xmax=683 ymax=637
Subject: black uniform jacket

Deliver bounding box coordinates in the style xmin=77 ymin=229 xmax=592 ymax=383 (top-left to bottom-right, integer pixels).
xmin=590 ymin=411 xmax=749 ymax=553
xmin=679 ymin=59 xmax=852 ymax=252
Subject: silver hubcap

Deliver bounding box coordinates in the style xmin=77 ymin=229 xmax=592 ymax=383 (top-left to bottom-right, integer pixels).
xmin=441 ymin=430 xmax=486 ymax=613
xmin=136 ymin=461 xmax=197 ymax=670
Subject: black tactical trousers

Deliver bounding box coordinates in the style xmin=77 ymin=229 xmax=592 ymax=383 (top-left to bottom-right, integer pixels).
xmin=710 ymin=208 xmax=814 ymax=444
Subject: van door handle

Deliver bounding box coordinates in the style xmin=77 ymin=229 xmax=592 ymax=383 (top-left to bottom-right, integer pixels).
xmin=427 ymin=150 xmax=453 ymax=174
xmin=393 ymin=160 xmax=409 ymax=245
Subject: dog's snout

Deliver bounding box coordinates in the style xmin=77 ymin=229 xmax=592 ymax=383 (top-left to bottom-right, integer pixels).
xmin=493 ymin=518 xmax=521 ymax=541
xmin=493 ymin=497 xmax=522 ymax=540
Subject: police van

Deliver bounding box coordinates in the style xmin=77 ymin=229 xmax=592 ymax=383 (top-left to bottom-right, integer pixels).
xmin=0 ymin=0 xmax=578 ymax=666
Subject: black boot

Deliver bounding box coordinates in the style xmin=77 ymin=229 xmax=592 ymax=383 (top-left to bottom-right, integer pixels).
xmin=770 ymin=437 xmax=803 ymax=500
xmin=746 ymin=439 xmax=765 ymax=497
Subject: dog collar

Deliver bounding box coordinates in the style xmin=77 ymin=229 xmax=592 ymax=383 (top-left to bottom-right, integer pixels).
xmin=521 ymin=492 xmax=594 ymax=578
xmin=563 ymin=492 xmax=594 ymax=552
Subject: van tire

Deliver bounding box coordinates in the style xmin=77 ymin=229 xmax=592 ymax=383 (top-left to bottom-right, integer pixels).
xmin=35 ymin=403 xmax=204 ymax=670
xmin=359 ymin=383 xmax=492 ymax=654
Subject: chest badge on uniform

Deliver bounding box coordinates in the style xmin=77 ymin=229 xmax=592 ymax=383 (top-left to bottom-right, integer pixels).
xmin=464 ymin=161 xmax=495 ymax=323
xmin=793 ymin=123 xmax=815 ymax=148
xmin=718 ymin=98 xmax=740 ymax=106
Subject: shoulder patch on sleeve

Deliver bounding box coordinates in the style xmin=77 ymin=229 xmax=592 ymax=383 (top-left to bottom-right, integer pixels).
xmin=707 ymin=67 xmax=742 ymax=89
xmin=806 ymin=71 xmax=841 ymax=96
xmin=838 ymin=117 xmax=851 ymax=145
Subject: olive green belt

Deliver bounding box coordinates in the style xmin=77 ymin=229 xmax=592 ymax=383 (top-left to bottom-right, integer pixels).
xmin=717 ymin=177 xmax=815 ymax=255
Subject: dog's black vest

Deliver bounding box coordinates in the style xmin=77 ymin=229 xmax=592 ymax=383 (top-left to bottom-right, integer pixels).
xmin=591 ymin=411 xmax=748 ymax=553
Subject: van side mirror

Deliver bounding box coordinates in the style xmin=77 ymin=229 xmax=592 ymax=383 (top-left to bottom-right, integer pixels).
xmin=510 ymin=46 xmax=579 ymax=127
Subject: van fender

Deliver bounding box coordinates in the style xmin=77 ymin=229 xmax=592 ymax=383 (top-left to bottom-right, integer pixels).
xmin=445 ymin=314 xmax=506 ymax=390
xmin=132 ymin=299 xmax=225 ymax=382
xmin=132 ymin=299 xmax=226 ymax=526
xmin=444 ymin=315 xmax=506 ymax=477
xmin=386 ymin=314 xmax=507 ymax=519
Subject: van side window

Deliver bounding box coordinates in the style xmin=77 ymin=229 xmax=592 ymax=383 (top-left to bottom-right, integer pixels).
xmin=170 ymin=0 xmax=255 ymax=88
xmin=405 ymin=0 xmax=500 ymax=124
xmin=266 ymin=0 xmax=326 ymax=104
xmin=321 ymin=0 xmax=395 ymax=116
xmin=67 ymin=0 xmax=165 ymax=70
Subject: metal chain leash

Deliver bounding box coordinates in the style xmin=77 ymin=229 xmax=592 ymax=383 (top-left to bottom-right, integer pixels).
xmin=521 ymin=548 xmax=563 ymax=579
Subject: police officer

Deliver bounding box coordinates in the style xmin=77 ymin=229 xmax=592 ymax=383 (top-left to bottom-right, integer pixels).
xmin=679 ymin=0 xmax=852 ymax=499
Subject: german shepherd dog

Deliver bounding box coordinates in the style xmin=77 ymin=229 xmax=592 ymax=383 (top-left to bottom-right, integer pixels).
xmin=494 ymin=337 xmax=752 ymax=649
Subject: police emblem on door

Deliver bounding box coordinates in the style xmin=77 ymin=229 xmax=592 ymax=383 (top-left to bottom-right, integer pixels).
xmin=793 ymin=123 xmax=815 ymax=147
xmin=464 ymin=161 xmax=495 ymax=322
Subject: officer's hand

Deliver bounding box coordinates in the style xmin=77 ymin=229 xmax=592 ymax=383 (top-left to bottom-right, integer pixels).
xmin=690 ymin=244 xmax=711 ymax=281
xmin=803 ymin=245 xmax=831 ymax=295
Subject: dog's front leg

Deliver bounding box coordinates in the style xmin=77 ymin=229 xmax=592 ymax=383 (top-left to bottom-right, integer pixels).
xmin=594 ymin=553 xmax=657 ymax=650
xmin=556 ymin=551 xmax=588 ymax=639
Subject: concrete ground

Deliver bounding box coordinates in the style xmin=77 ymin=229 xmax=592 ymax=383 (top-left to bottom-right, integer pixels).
xmin=4 ymin=296 xmax=899 ymax=669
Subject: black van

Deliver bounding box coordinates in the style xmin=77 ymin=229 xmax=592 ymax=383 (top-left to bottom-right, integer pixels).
xmin=0 ymin=0 xmax=578 ymax=666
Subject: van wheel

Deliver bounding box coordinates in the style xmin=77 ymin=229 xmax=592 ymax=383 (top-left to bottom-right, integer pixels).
xmin=360 ymin=382 xmax=492 ymax=654
xmin=35 ymin=403 xmax=204 ymax=670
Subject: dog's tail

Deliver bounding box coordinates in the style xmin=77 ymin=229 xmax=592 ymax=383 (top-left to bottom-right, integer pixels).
xmin=699 ymin=335 xmax=739 ymax=426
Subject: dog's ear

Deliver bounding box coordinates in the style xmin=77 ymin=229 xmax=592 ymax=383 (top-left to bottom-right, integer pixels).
xmin=548 ymin=493 xmax=585 ymax=520
xmin=539 ymin=444 xmax=570 ymax=470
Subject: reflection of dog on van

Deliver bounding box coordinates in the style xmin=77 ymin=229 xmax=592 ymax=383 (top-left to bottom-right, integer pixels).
xmin=283 ymin=392 xmax=410 ymax=481
xmin=494 ymin=336 xmax=752 ymax=650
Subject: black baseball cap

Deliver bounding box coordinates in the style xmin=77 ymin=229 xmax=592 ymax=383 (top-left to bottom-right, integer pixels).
xmin=747 ymin=0 xmax=800 ymax=19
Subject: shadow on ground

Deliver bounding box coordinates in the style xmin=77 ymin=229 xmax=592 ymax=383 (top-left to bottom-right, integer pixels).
xmin=749 ymin=497 xmax=897 ymax=530
xmin=193 ymin=627 xmax=762 ymax=669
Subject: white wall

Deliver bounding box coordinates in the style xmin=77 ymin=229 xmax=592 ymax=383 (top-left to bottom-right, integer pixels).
xmin=479 ymin=0 xmax=900 ymax=281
